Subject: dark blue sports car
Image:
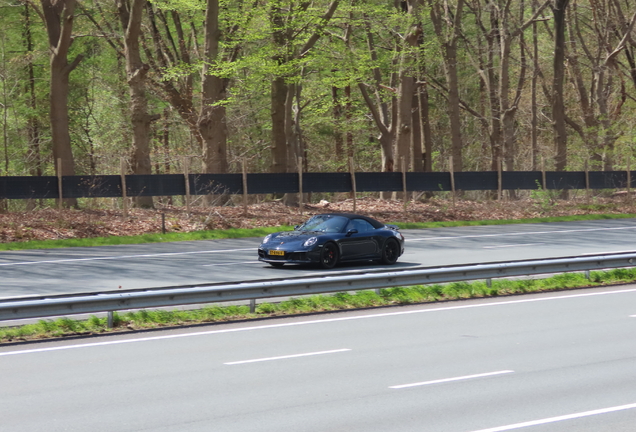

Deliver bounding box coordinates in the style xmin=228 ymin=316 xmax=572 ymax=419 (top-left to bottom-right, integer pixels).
xmin=258 ymin=213 xmax=405 ymax=268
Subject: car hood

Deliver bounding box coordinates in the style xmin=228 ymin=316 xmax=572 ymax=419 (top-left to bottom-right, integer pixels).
xmin=262 ymin=230 xmax=321 ymax=246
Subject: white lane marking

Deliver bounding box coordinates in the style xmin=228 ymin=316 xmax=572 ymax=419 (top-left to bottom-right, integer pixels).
xmin=0 ymin=248 xmax=254 ymax=267
xmin=203 ymin=261 xmax=260 ymax=267
xmin=2 ymin=287 xmax=636 ymax=357
xmin=483 ymin=244 xmax=541 ymax=249
xmin=471 ymin=402 xmax=636 ymax=432
xmin=580 ymin=249 xmax=636 ymax=256
xmin=406 ymin=225 xmax=636 ymax=242
xmin=224 ymin=348 xmax=351 ymax=365
xmin=390 ymin=370 xmax=514 ymax=389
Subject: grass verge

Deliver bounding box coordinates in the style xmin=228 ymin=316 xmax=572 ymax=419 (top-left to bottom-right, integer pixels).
xmin=2 ymin=267 xmax=636 ymax=343
xmin=1 ymin=213 xmax=635 ymax=251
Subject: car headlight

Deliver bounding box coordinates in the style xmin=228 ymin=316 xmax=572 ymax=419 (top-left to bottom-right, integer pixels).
xmin=263 ymin=234 xmax=273 ymax=244
xmin=303 ymin=237 xmax=318 ymax=247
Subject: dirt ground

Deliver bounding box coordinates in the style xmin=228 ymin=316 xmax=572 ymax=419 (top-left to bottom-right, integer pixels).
xmin=1 ymin=194 xmax=635 ymax=244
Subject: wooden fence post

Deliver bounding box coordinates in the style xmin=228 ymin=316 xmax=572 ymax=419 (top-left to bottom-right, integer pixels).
xmin=242 ymin=157 xmax=248 ymax=216
xmin=401 ymin=156 xmax=408 ymax=213
xmin=585 ymin=159 xmax=590 ymax=205
xmin=541 ymin=156 xmax=547 ymax=190
xmin=57 ymin=158 xmax=63 ymax=211
xmin=627 ymin=155 xmax=632 ymax=204
xmin=449 ymin=156 xmax=456 ymax=209
xmin=183 ymin=156 xmax=191 ymax=215
xmin=497 ymin=156 xmax=502 ymax=201
xmin=120 ymin=157 xmax=128 ymax=217
xmin=298 ymin=156 xmax=303 ymax=214
xmin=349 ymin=157 xmax=357 ymax=213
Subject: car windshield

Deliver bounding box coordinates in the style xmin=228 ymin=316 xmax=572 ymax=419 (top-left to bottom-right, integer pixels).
xmin=297 ymin=215 xmax=348 ymax=233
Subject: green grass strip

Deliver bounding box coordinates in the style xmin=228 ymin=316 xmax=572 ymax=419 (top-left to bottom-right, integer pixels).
xmin=1 ymin=213 xmax=635 ymax=251
xmin=2 ymin=267 xmax=636 ymax=343
xmin=0 ymin=226 xmax=293 ymax=251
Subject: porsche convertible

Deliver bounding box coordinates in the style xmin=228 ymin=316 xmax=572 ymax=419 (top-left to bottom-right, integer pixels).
xmin=257 ymin=213 xmax=405 ymax=268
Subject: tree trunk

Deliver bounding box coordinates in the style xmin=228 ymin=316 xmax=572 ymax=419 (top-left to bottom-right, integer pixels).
xmin=42 ymin=0 xmax=82 ymax=208
xmin=332 ymin=86 xmax=344 ymax=163
xmin=118 ymin=0 xmax=155 ymax=208
xmin=552 ymin=0 xmax=569 ymax=181
xmin=429 ymin=0 xmax=465 ymax=173
xmin=199 ymin=0 xmax=229 ymax=204
xmin=24 ymin=3 xmax=42 ymax=210
xmin=271 ymin=76 xmax=288 ymax=174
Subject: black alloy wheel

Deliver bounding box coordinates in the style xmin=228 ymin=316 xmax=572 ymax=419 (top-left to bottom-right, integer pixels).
xmin=381 ymin=238 xmax=400 ymax=265
xmin=320 ymin=242 xmax=339 ymax=269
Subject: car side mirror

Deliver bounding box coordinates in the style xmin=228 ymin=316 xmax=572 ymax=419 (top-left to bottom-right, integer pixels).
xmin=294 ymin=225 xmax=300 ymax=230
xmin=346 ymin=229 xmax=358 ymax=237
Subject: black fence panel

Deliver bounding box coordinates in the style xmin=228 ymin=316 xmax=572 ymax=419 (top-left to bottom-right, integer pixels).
xmin=407 ymin=172 xmax=452 ymax=191
xmin=247 ymin=173 xmax=298 ymax=194
xmin=545 ymin=171 xmax=585 ymax=190
xmin=356 ymin=172 xmax=402 ymax=192
xmin=587 ymin=171 xmax=630 ymax=189
xmin=192 ymin=174 xmax=243 ymax=195
xmin=455 ymin=172 xmax=498 ymax=191
xmin=4 ymin=170 xmax=636 ymax=199
xmin=0 ymin=176 xmax=57 ymax=199
xmin=63 ymin=175 xmax=121 ymax=198
xmin=304 ymin=173 xmax=351 ymax=193
xmin=125 ymin=174 xmax=186 ymax=197
xmin=503 ymin=171 xmax=543 ymax=190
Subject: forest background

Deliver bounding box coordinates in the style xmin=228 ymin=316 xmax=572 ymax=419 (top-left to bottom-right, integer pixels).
xmin=1 ymin=0 xmax=636 ymax=214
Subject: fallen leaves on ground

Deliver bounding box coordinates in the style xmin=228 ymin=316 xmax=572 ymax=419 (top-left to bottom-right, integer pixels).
xmin=0 ymin=195 xmax=633 ymax=244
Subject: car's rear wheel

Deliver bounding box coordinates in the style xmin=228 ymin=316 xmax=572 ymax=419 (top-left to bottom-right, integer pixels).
xmin=381 ymin=238 xmax=400 ymax=265
xmin=269 ymin=262 xmax=285 ymax=268
xmin=320 ymin=242 xmax=339 ymax=269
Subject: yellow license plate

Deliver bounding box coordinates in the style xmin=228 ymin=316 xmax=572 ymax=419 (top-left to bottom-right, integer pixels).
xmin=269 ymin=250 xmax=285 ymax=256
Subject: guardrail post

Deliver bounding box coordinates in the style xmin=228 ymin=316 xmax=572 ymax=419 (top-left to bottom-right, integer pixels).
xmin=107 ymin=311 xmax=114 ymax=328
xmin=585 ymin=270 xmax=591 ymax=280
xmin=250 ymin=299 xmax=256 ymax=313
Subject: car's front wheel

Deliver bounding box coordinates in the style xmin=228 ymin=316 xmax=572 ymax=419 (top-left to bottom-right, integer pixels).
xmin=380 ymin=238 xmax=400 ymax=265
xmin=320 ymin=242 xmax=339 ymax=269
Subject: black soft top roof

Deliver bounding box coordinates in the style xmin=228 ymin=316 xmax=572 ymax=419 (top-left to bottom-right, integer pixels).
xmin=312 ymin=213 xmax=385 ymax=229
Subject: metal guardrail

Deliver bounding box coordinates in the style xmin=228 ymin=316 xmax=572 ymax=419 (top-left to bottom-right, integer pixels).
xmin=1 ymin=251 xmax=636 ymax=322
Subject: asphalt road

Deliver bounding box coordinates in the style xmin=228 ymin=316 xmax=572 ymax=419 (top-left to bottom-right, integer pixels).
xmin=2 ymin=218 xmax=636 ymax=298
xmin=2 ymin=285 xmax=636 ymax=431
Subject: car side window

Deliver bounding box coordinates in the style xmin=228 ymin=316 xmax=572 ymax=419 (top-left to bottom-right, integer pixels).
xmin=349 ymin=219 xmax=374 ymax=233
